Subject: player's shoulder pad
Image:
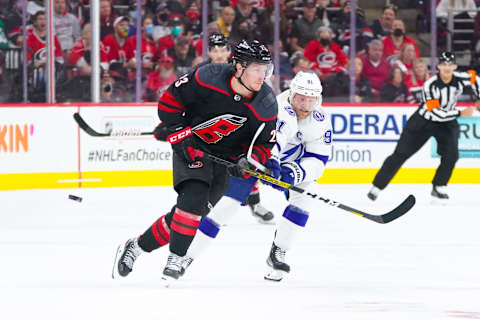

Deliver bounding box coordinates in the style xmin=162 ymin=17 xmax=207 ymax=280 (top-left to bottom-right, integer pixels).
xmin=248 ymin=84 xmax=278 ymax=121
xmin=195 ymin=63 xmax=231 ymax=87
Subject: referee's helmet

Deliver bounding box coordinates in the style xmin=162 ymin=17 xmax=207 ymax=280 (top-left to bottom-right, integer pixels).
xmin=439 ymin=51 xmax=456 ymax=64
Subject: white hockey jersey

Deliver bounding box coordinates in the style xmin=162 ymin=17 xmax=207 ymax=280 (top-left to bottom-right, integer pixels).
xmin=272 ymin=90 xmax=333 ymax=184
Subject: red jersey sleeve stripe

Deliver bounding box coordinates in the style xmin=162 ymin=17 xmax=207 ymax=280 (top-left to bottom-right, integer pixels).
xmin=259 ymin=145 xmax=272 ymax=158
xmin=243 ymin=103 xmax=277 ymax=121
xmin=253 ymin=145 xmax=267 ymax=164
xmin=160 ymin=90 xmax=185 ymax=110
xmin=158 ymin=102 xmax=184 ymax=113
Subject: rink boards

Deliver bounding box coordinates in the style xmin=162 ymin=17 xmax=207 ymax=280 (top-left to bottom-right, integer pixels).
xmin=0 ymin=103 xmax=479 ymax=190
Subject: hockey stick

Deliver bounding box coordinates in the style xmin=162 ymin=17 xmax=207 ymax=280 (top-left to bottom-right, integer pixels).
xmin=206 ymin=153 xmax=415 ymax=224
xmin=73 ymin=113 xmax=155 ymax=137
xmin=74 ymin=112 xmax=415 ymax=223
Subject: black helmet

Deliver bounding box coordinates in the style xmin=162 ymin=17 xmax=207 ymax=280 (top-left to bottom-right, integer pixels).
xmin=439 ymin=51 xmax=456 ymax=64
xmin=208 ymin=33 xmax=229 ymax=49
xmin=232 ymin=39 xmax=272 ymax=67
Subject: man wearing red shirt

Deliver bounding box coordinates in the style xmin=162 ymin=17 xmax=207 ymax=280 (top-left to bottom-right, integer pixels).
xmin=102 ymin=16 xmax=130 ymax=66
xmin=360 ymin=39 xmax=391 ymax=99
xmin=125 ymin=16 xmax=157 ymax=77
xmin=143 ymin=55 xmax=177 ymax=102
xmin=304 ymin=26 xmax=347 ymax=80
xmin=27 ymin=11 xmax=64 ymax=66
xmin=382 ymin=19 xmax=420 ymax=60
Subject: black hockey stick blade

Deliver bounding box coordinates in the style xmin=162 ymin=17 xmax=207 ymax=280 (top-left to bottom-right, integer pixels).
xmin=73 ymin=113 xmax=154 ymax=137
xmin=337 ymin=194 xmax=416 ymax=224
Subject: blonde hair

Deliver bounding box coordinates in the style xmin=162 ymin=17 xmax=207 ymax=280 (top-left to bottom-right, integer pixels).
xmin=398 ymin=43 xmax=416 ymax=63
xmin=411 ymin=59 xmax=429 ymax=86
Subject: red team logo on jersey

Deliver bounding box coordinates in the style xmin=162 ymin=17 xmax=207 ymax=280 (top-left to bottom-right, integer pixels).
xmin=193 ymin=114 xmax=247 ymax=144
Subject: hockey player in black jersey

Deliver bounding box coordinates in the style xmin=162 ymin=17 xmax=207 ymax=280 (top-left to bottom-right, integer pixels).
xmin=158 ymin=32 xmax=275 ymax=223
xmin=112 ymin=39 xmax=278 ymax=284
xmin=368 ymin=52 xmax=478 ymax=202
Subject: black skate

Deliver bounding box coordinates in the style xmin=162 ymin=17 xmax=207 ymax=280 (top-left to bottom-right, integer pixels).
xmin=431 ymin=185 xmax=449 ymax=203
xmin=112 ymin=238 xmax=143 ymax=279
xmin=161 ymin=253 xmax=184 ymax=286
xmin=264 ymin=242 xmax=290 ymax=282
xmin=250 ymin=203 xmax=275 ymax=224
xmin=367 ymin=186 xmax=380 ymax=201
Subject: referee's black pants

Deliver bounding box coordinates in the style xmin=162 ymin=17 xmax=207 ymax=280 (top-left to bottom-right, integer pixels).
xmin=373 ymin=112 xmax=460 ymax=189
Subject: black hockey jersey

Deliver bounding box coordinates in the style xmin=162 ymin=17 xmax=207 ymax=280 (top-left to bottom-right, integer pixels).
xmin=158 ymin=63 xmax=278 ymax=161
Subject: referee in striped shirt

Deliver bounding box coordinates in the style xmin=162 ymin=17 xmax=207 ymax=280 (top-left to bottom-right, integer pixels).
xmin=368 ymin=52 xmax=479 ymax=201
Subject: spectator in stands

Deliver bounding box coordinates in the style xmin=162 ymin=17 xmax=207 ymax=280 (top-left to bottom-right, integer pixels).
xmin=323 ymin=56 xmax=372 ymax=102
xmin=54 ymin=0 xmax=81 ymax=59
xmin=184 ymin=1 xmax=201 ymax=37
xmin=405 ymin=58 xmax=430 ymax=103
xmin=3 ymin=0 xmax=27 ymax=47
xmin=280 ymin=53 xmax=311 ymax=91
xmin=304 ymin=26 xmax=347 ymax=80
xmin=392 ymin=42 xmax=417 ymax=79
xmin=27 ymin=11 xmax=64 ymax=102
xmin=70 ymin=23 xmax=109 ymax=75
xmin=153 ymin=3 xmax=171 ymax=42
xmin=437 ymin=0 xmax=477 ymax=19
xmin=125 ymin=16 xmax=157 ymax=76
xmin=209 ymin=6 xmax=235 ymax=38
xmin=370 ymin=4 xmax=396 ymax=40
xmin=102 ymin=16 xmax=130 ymax=67
xmin=380 ymin=65 xmax=408 ymax=102
xmin=289 ymin=0 xmax=324 ymax=52
xmin=316 ymin=0 xmax=335 ymax=27
xmin=156 ymin=14 xmax=185 ymax=57
xmin=360 ymin=39 xmax=391 ymax=99
xmin=167 ymin=35 xmax=196 ymax=76
xmin=232 ymin=0 xmax=265 ymax=43
xmin=144 ymin=55 xmax=177 ymax=102
xmin=167 ymin=0 xmax=188 ymax=15
xmin=0 ymin=51 xmax=9 ymax=102
xmin=330 ymin=0 xmax=373 ymax=55
xmin=100 ymin=0 xmax=116 ymax=40
xmin=382 ymin=19 xmax=420 ymax=60
xmin=230 ymin=15 xmax=254 ymax=43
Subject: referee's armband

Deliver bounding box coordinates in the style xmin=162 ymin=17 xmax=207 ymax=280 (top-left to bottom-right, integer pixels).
xmin=426 ymin=99 xmax=440 ymax=112
xmin=467 ymin=70 xmax=476 ymax=85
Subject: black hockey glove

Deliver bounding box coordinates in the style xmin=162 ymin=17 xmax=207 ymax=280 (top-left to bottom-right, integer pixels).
xmin=153 ymin=122 xmax=169 ymax=141
xmin=167 ymin=125 xmax=205 ymax=166
xmin=228 ymin=156 xmax=255 ymax=178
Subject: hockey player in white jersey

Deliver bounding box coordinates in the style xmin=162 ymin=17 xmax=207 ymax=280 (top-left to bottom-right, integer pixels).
xmin=183 ymin=71 xmax=333 ymax=281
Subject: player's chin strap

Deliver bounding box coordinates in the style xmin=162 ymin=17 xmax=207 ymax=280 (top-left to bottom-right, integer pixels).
xmin=236 ymin=66 xmax=258 ymax=93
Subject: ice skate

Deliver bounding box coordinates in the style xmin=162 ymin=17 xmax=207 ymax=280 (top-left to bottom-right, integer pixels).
xmin=367 ymin=186 xmax=380 ymax=201
xmin=180 ymin=256 xmax=194 ymax=277
xmin=264 ymin=242 xmax=290 ymax=281
xmin=112 ymin=238 xmax=143 ymax=279
xmin=431 ymin=185 xmax=449 ymax=205
xmin=249 ymin=203 xmax=275 ymax=224
xmin=161 ymin=253 xmax=184 ymax=286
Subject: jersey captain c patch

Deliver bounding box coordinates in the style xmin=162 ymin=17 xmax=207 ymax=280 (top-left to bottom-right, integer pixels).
xmin=193 ymin=114 xmax=247 ymax=144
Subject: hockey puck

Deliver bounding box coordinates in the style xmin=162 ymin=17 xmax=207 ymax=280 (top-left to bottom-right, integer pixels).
xmin=69 ymin=194 xmax=83 ymax=202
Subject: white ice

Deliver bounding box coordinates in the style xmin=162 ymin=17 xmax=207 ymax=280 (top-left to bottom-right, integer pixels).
xmin=1 ymin=183 xmax=479 ymax=320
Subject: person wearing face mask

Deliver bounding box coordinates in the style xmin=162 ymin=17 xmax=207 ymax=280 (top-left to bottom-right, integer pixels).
xmin=144 ymin=55 xmax=177 ymax=102
xmin=127 ymin=0 xmax=154 ymax=37
xmin=382 ymin=19 xmax=420 ymax=60
xmin=125 ymin=16 xmax=157 ymax=75
xmin=304 ymin=26 xmax=347 ymax=80
xmin=153 ymin=3 xmax=171 ymax=42
xmin=156 ymin=14 xmax=185 ymax=57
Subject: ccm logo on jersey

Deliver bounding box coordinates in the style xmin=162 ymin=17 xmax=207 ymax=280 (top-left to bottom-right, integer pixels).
xmin=193 ymin=114 xmax=247 ymax=144
xmin=167 ymin=127 xmax=192 ymax=144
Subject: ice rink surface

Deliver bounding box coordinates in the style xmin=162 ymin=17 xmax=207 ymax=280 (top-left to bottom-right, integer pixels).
xmin=1 ymin=183 xmax=479 ymax=320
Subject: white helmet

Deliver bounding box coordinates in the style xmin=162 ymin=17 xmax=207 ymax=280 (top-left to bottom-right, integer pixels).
xmin=289 ymin=71 xmax=323 ymax=107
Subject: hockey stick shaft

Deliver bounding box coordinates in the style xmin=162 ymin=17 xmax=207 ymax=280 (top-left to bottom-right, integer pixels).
xmin=206 ymin=153 xmax=415 ymax=224
xmin=74 ymin=112 xmax=415 ymax=223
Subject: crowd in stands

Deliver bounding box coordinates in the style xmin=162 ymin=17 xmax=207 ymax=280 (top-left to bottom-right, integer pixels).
xmin=0 ymin=0 xmax=479 ymax=103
